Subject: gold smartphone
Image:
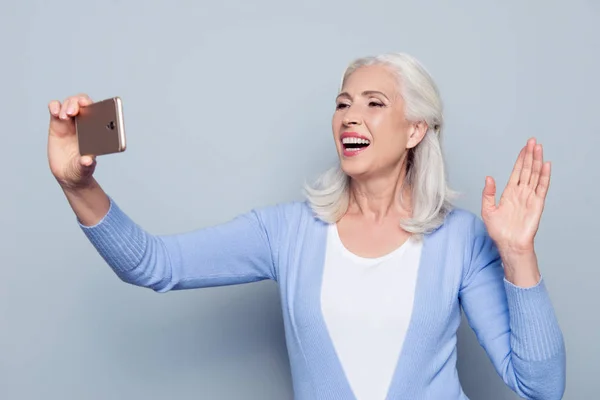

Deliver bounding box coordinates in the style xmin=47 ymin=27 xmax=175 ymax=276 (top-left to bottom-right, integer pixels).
xmin=75 ymin=97 xmax=126 ymax=156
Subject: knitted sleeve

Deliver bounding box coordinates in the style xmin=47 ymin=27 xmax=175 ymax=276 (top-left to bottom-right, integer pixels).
xmin=78 ymin=196 xmax=279 ymax=292
xmin=459 ymin=217 xmax=566 ymax=400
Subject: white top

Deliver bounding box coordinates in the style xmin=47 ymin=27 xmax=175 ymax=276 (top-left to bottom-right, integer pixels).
xmin=320 ymin=224 xmax=423 ymax=400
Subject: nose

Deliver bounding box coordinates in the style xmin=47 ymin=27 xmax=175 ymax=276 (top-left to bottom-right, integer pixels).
xmin=342 ymin=113 xmax=362 ymax=126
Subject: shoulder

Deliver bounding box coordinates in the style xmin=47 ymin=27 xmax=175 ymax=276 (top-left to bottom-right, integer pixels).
xmin=440 ymin=207 xmax=500 ymax=281
xmin=250 ymin=200 xmax=324 ymax=235
xmin=252 ymin=200 xmax=317 ymax=223
xmin=249 ymin=201 xmax=326 ymax=269
xmin=437 ymin=206 xmax=488 ymax=239
xmin=436 ymin=206 xmax=497 ymax=262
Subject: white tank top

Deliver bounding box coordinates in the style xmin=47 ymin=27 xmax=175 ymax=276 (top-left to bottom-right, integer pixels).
xmin=320 ymin=223 xmax=423 ymax=400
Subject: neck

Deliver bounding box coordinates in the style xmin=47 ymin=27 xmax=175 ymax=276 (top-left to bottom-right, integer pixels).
xmin=347 ymin=159 xmax=411 ymax=223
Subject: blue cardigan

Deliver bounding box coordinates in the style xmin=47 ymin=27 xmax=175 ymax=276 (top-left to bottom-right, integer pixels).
xmin=80 ymin=197 xmax=566 ymax=399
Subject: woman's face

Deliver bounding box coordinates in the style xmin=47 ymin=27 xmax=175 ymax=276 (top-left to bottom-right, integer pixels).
xmin=332 ymin=64 xmax=424 ymax=180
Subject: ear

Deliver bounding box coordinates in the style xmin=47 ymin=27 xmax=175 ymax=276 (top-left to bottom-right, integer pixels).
xmin=406 ymin=121 xmax=428 ymax=149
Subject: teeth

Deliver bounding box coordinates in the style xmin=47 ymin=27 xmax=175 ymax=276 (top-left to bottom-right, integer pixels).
xmin=342 ymin=137 xmax=370 ymax=145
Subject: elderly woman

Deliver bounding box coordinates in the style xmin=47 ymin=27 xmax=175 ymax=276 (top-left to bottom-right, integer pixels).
xmin=47 ymin=53 xmax=565 ymax=400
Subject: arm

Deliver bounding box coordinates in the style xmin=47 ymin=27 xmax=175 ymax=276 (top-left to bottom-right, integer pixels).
xmin=459 ymin=218 xmax=566 ymax=399
xmin=48 ymin=95 xmax=276 ymax=292
xmin=70 ymin=181 xmax=278 ymax=293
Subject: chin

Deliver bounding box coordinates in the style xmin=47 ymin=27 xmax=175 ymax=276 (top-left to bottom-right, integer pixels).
xmin=339 ymin=156 xmax=372 ymax=179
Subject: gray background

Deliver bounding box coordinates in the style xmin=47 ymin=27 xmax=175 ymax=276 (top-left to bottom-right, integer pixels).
xmin=1 ymin=0 xmax=598 ymax=399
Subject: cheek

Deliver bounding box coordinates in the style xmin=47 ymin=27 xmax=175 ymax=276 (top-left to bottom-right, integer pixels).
xmin=368 ymin=116 xmax=410 ymax=153
xmin=366 ymin=113 xmax=384 ymax=131
xmin=331 ymin=114 xmax=342 ymax=149
xmin=367 ymin=113 xmax=398 ymax=142
xmin=333 ymin=110 xmax=346 ymax=122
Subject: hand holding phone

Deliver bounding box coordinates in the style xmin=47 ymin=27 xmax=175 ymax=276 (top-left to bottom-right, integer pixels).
xmin=75 ymin=97 xmax=127 ymax=156
xmin=47 ymin=94 xmax=126 ymax=191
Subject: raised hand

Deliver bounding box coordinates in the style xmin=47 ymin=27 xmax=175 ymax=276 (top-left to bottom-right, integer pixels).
xmin=480 ymin=138 xmax=551 ymax=285
xmin=48 ymin=94 xmax=97 ymax=189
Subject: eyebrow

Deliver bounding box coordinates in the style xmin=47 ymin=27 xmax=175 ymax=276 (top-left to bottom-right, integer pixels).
xmin=336 ymin=90 xmax=390 ymax=101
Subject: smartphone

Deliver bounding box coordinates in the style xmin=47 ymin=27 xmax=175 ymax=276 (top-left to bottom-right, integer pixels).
xmin=75 ymin=97 xmax=126 ymax=156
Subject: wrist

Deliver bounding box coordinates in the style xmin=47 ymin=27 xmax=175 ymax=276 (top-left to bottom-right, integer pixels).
xmin=58 ymin=177 xmax=97 ymax=194
xmin=59 ymin=178 xmax=110 ymax=227
xmin=499 ymin=249 xmax=541 ymax=288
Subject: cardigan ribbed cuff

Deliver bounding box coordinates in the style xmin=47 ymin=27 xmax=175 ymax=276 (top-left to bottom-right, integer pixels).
xmin=504 ymin=277 xmax=564 ymax=362
xmin=79 ymin=197 xmax=147 ymax=274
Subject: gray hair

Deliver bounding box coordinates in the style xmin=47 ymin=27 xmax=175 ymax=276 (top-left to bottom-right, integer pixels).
xmin=304 ymin=52 xmax=457 ymax=235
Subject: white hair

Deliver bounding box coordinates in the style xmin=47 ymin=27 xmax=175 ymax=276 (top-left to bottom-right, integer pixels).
xmin=304 ymin=52 xmax=457 ymax=235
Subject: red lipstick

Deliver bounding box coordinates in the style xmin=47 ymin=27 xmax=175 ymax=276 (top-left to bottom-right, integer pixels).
xmin=340 ymin=132 xmax=371 ymax=157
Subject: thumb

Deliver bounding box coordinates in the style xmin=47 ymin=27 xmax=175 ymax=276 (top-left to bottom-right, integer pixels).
xmin=481 ymin=176 xmax=496 ymax=213
xmin=78 ymin=155 xmax=97 ymax=178
xmin=79 ymin=155 xmax=96 ymax=167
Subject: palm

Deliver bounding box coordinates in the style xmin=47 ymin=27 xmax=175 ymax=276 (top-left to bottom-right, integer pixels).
xmin=48 ymin=122 xmax=78 ymax=175
xmin=47 ymin=94 xmax=96 ymax=188
xmin=481 ymin=138 xmax=551 ymax=253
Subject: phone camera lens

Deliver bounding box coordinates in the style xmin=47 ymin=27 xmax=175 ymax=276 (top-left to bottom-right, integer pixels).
xmin=106 ymin=121 xmax=116 ymax=130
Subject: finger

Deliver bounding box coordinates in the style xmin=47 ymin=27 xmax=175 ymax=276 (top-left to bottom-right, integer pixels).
xmin=508 ymin=146 xmax=526 ymax=186
xmin=529 ymin=144 xmax=543 ymax=188
xmin=77 ymin=93 xmax=93 ymax=103
xmin=78 ymin=94 xmax=93 ymax=106
xmin=59 ymin=97 xmax=72 ymax=120
xmin=65 ymin=97 xmax=78 ymax=117
xmin=482 ymin=176 xmax=497 ymax=213
xmin=67 ymin=94 xmax=93 ymax=117
xmin=519 ymin=138 xmax=536 ymax=185
xmin=81 ymin=156 xmax=98 ymax=180
xmin=535 ymin=161 xmax=551 ymax=198
xmin=65 ymin=97 xmax=80 ymax=117
xmin=50 ymin=99 xmax=76 ymax=137
xmin=48 ymin=100 xmax=61 ymax=118
xmin=79 ymin=155 xmax=96 ymax=167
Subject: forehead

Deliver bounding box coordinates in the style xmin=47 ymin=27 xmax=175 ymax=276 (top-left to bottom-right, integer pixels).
xmin=341 ymin=64 xmax=399 ymax=95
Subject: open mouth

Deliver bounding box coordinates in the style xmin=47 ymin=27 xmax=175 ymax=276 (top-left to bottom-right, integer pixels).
xmin=342 ymin=137 xmax=371 ymax=155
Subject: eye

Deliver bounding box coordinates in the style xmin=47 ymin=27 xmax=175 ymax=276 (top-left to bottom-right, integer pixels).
xmin=369 ymin=101 xmax=384 ymax=107
xmin=336 ymin=103 xmax=349 ymax=110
